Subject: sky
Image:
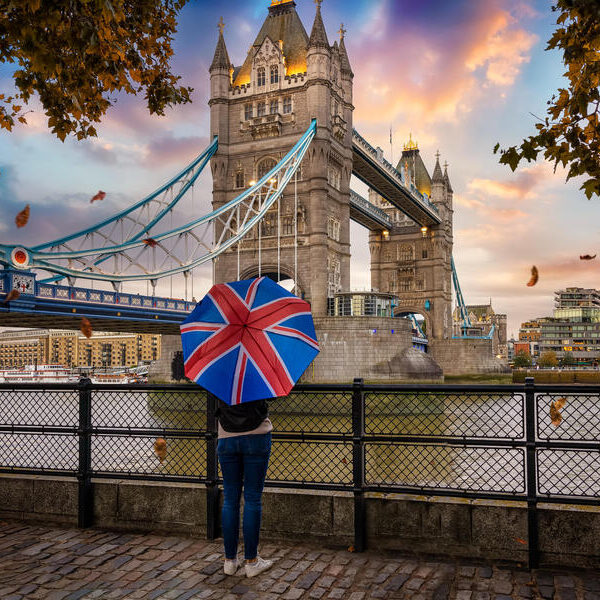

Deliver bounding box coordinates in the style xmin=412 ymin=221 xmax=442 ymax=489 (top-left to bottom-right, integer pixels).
xmin=0 ymin=0 xmax=598 ymax=338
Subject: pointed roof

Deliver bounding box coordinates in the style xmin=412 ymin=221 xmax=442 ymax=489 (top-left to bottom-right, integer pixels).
xmin=432 ymin=151 xmax=444 ymax=183
xmin=210 ymin=20 xmax=232 ymax=72
xmin=397 ymin=147 xmax=432 ymax=198
xmin=232 ymin=1 xmax=309 ymax=86
xmin=339 ymin=36 xmax=353 ymax=76
xmin=443 ymin=162 xmax=453 ymax=193
xmin=308 ymin=2 xmax=330 ymax=49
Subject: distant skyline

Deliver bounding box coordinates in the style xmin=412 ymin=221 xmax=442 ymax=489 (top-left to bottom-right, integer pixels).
xmin=1 ymin=0 xmax=598 ymax=337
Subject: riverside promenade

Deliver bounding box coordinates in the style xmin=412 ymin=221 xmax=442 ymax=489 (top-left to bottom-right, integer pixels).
xmin=0 ymin=521 xmax=598 ymax=600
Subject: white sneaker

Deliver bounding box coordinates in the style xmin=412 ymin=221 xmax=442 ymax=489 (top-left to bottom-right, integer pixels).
xmin=245 ymin=556 xmax=273 ymax=578
xmin=224 ymin=557 xmax=242 ymax=575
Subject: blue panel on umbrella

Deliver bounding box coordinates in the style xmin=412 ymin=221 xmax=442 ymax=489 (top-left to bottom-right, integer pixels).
xmin=267 ymin=331 xmax=319 ymax=382
xmin=181 ymin=330 xmax=215 ymax=359
xmin=187 ymin=296 xmax=225 ymax=324
xmin=195 ymin=345 xmax=239 ymax=403
xmin=242 ymin=357 xmax=277 ymax=402
xmin=278 ymin=313 xmax=317 ymax=338
xmin=226 ymin=279 xmax=256 ymax=302
xmin=252 ymin=277 xmax=294 ymax=308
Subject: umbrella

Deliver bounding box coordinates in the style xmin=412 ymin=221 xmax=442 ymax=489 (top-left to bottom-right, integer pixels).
xmin=180 ymin=277 xmax=319 ymax=405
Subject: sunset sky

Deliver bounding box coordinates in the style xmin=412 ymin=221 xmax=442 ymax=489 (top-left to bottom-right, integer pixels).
xmin=1 ymin=0 xmax=598 ymax=338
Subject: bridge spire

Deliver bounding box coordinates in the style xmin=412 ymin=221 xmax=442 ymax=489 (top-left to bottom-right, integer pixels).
xmin=210 ymin=17 xmax=232 ymax=72
xmin=309 ymin=0 xmax=329 ymax=48
xmin=443 ymin=161 xmax=453 ymax=193
xmin=339 ymin=24 xmax=353 ymax=77
xmin=432 ymin=150 xmax=444 ymax=183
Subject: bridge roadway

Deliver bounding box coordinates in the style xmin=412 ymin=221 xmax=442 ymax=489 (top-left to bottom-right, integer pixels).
xmin=352 ymin=128 xmax=442 ymax=228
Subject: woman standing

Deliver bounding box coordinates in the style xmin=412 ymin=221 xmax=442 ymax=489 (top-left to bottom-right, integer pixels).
xmin=216 ymin=397 xmax=274 ymax=577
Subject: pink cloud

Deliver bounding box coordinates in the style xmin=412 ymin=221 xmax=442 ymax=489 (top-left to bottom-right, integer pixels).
xmin=145 ymin=134 xmax=209 ymax=166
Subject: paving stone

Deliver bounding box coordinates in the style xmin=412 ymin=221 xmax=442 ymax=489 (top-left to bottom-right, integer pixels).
xmin=271 ymin=583 xmax=290 ymax=594
xmin=473 ymin=593 xmax=491 ymax=600
xmin=493 ymin=581 xmax=513 ymax=595
xmin=348 ymin=594 xmax=365 ymax=600
xmin=456 ymin=591 xmax=472 ymax=600
xmin=308 ymin=589 xmax=326 ymax=599
xmin=327 ymin=590 xmax=346 ymax=600
xmin=283 ymin=589 xmax=304 ymax=600
xmin=559 ymin=590 xmax=577 ymax=600
xmin=494 ymin=596 xmax=513 ymax=600
xmin=296 ymin=572 xmax=321 ymax=589
xmin=384 ymin=574 xmax=410 ymax=592
xmin=459 ymin=567 xmax=476 ymax=577
xmin=433 ymin=582 xmax=451 ymax=600
xmin=478 ymin=567 xmax=493 ymax=579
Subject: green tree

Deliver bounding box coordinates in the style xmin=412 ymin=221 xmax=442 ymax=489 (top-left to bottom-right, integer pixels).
xmin=560 ymin=351 xmax=576 ymax=366
xmin=538 ymin=350 xmax=559 ymax=368
xmin=494 ymin=0 xmax=600 ymax=198
xmin=0 ymin=0 xmax=192 ymax=140
xmin=513 ymin=350 xmax=532 ymax=368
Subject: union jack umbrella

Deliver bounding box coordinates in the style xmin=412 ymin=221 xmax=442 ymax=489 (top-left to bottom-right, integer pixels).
xmin=180 ymin=277 xmax=319 ymax=405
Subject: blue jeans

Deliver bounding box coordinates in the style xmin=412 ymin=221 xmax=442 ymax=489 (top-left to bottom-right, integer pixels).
xmin=217 ymin=433 xmax=271 ymax=560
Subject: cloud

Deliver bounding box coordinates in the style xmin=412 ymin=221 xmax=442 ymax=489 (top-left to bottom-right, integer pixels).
xmin=145 ymin=134 xmax=209 ymax=167
xmin=467 ymin=163 xmax=549 ymax=200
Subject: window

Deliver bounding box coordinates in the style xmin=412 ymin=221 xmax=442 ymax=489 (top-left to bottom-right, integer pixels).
xmin=327 ymin=217 xmax=340 ymax=241
xmin=270 ymin=65 xmax=279 ymax=84
xmin=257 ymin=158 xmax=277 ymax=180
xmin=261 ymin=212 xmax=276 ymax=236
xmin=283 ymin=96 xmax=292 ymax=114
xmin=282 ymin=216 xmax=294 ymax=235
xmin=235 ymin=170 xmax=244 ymax=189
xmin=398 ymin=244 xmax=413 ymax=261
xmin=270 ymin=99 xmax=278 ymax=114
xmin=399 ymin=278 xmax=412 ymax=292
xmin=257 ymin=67 xmax=266 ymax=87
xmin=257 ymin=102 xmax=266 ymax=117
xmin=244 ymin=104 xmax=253 ymax=120
xmin=422 ymin=249 xmax=428 ymax=259
xmin=328 ymin=165 xmax=341 ymax=191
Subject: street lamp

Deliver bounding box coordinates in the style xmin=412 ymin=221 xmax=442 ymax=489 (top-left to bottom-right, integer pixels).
xmin=420 ymin=226 xmax=428 ymax=238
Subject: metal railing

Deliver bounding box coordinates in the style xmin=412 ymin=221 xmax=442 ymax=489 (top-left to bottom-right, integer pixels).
xmin=1 ymin=378 xmax=599 ymax=568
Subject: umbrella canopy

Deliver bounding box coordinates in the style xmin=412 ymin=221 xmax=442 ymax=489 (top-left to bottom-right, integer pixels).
xmin=180 ymin=277 xmax=319 ymax=405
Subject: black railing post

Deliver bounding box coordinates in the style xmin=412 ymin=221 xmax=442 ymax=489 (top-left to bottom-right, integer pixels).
xmin=524 ymin=376 xmax=539 ymax=569
xmin=352 ymin=378 xmax=366 ymax=552
xmin=77 ymin=377 xmax=93 ymax=528
xmin=206 ymin=392 xmax=220 ymax=540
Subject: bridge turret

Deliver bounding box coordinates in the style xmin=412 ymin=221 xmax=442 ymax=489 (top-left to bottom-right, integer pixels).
xmin=209 ymin=17 xmax=232 ymax=146
xmin=306 ymin=0 xmax=331 ymax=128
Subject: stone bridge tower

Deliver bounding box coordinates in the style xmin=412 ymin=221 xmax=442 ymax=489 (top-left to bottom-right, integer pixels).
xmin=209 ymin=0 xmax=354 ymax=316
xmin=368 ymin=141 xmax=454 ymax=339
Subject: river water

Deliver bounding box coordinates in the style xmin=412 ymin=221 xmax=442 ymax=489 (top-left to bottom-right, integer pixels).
xmin=0 ymin=388 xmax=598 ymax=498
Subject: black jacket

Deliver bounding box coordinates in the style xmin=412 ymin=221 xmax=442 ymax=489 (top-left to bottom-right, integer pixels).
xmin=216 ymin=398 xmax=269 ymax=433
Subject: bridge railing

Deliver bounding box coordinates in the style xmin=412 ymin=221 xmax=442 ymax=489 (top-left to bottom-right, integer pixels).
xmin=0 ymin=378 xmax=598 ymax=567
xmin=349 ymin=190 xmax=392 ymax=228
xmin=352 ymin=129 xmax=439 ymax=215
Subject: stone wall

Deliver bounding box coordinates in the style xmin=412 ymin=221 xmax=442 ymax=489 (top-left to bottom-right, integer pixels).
xmin=430 ymin=338 xmax=509 ymax=375
xmin=2 ymin=475 xmax=600 ymax=568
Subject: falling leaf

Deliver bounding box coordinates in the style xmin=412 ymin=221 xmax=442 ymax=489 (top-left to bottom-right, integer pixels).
xmin=143 ymin=238 xmax=158 ymax=247
xmin=580 ymin=254 xmax=596 ymax=260
xmin=515 ymin=538 xmax=527 ymax=545
xmin=554 ymin=397 xmax=567 ymax=411
xmin=154 ymin=438 xmax=167 ymax=463
xmin=15 ymin=204 xmax=30 ymax=228
xmin=347 ymin=545 xmax=355 ymax=553
xmin=549 ymin=401 xmax=562 ymax=427
xmin=526 ymin=266 xmax=539 ymax=287
xmin=80 ymin=317 xmax=93 ymax=339
xmin=90 ymin=190 xmax=106 ymax=203
xmin=2 ymin=289 xmax=20 ymax=304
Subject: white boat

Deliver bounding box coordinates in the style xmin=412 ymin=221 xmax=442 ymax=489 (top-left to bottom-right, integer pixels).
xmin=89 ymin=372 xmax=145 ymax=385
xmin=0 ymin=364 xmax=79 ymax=384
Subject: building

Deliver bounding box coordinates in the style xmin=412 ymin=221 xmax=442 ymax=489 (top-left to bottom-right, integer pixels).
xmin=517 ymin=318 xmax=548 ymax=359
xmin=209 ymin=0 xmax=354 ymax=317
xmin=0 ymin=329 xmax=160 ymax=369
xmin=536 ymin=288 xmax=600 ymax=361
xmin=452 ymin=301 xmax=508 ymax=358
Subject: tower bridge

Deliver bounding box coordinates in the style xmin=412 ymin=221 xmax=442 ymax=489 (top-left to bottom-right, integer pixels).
xmin=0 ymin=0 xmax=506 ymax=380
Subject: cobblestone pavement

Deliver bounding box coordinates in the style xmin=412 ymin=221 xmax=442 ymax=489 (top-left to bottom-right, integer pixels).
xmin=0 ymin=521 xmax=598 ymax=600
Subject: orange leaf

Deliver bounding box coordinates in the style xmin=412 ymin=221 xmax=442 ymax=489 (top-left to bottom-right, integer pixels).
xmin=2 ymin=289 xmax=20 ymax=304
xmin=80 ymin=317 xmax=93 ymax=339
xmin=143 ymin=238 xmax=158 ymax=247
xmin=549 ymin=401 xmax=562 ymax=427
xmin=15 ymin=204 xmax=30 ymax=228
xmin=526 ymin=266 xmax=539 ymax=287
xmin=554 ymin=397 xmax=567 ymax=411
xmin=90 ymin=190 xmax=106 ymax=203
xmin=154 ymin=438 xmax=167 ymax=463
xmin=515 ymin=538 xmax=527 ymax=545
xmin=347 ymin=545 xmax=355 ymax=553
xmin=580 ymin=254 xmax=596 ymax=260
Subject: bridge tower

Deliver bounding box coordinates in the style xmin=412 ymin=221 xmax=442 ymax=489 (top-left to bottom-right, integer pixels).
xmin=368 ymin=142 xmax=454 ymax=340
xmin=209 ymin=0 xmax=354 ymax=316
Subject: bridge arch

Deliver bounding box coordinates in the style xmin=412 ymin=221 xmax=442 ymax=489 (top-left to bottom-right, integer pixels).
xmin=394 ymin=305 xmax=432 ymax=339
xmin=239 ymin=263 xmax=306 ymax=299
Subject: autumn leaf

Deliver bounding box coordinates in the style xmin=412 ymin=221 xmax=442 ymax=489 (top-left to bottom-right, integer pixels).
xmin=143 ymin=238 xmax=158 ymax=247
xmin=579 ymin=254 xmax=596 ymax=260
xmin=15 ymin=204 xmax=30 ymax=228
xmin=90 ymin=190 xmax=106 ymax=203
xmin=154 ymin=438 xmax=167 ymax=463
xmin=526 ymin=266 xmax=539 ymax=287
xmin=550 ymin=401 xmax=562 ymax=427
xmin=515 ymin=538 xmax=527 ymax=545
xmin=2 ymin=289 xmax=20 ymax=304
xmin=80 ymin=317 xmax=93 ymax=338
xmin=347 ymin=545 xmax=355 ymax=553
xmin=554 ymin=397 xmax=567 ymax=411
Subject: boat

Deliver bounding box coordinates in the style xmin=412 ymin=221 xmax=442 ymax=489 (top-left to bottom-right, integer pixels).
xmin=89 ymin=372 xmax=144 ymax=384
xmin=0 ymin=364 xmax=79 ymax=384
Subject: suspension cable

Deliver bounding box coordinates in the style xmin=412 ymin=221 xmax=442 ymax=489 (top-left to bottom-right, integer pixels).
xmin=258 ymin=187 xmax=262 ymax=278
xmin=237 ymin=204 xmax=240 ymax=281
xmin=277 ymin=178 xmax=281 ymax=283
xmin=294 ymin=170 xmax=298 ymax=295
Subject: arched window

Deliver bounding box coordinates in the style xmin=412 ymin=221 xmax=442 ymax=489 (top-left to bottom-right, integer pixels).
xmin=235 ymin=170 xmax=244 ymax=189
xmin=257 ymin=158 xmax=277 ymax=181
xmin=270 ymin=65 xmax=279 ymax=84
xmin=257 ymin=67 xmax=266 ymax=87
xmin=399 ymin=244 xmax=413 ymax=262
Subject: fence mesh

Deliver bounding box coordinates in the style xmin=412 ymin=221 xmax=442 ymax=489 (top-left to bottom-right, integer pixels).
xmin=538 ymin=449 xmax=600 ymax=497
xmin=537 ymin=394 xmax=600 ymax=441
xmin=0 ymin=433 xmax=78 ymax=472
xmin=0 ymin=388 xmax=78 ymax=427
